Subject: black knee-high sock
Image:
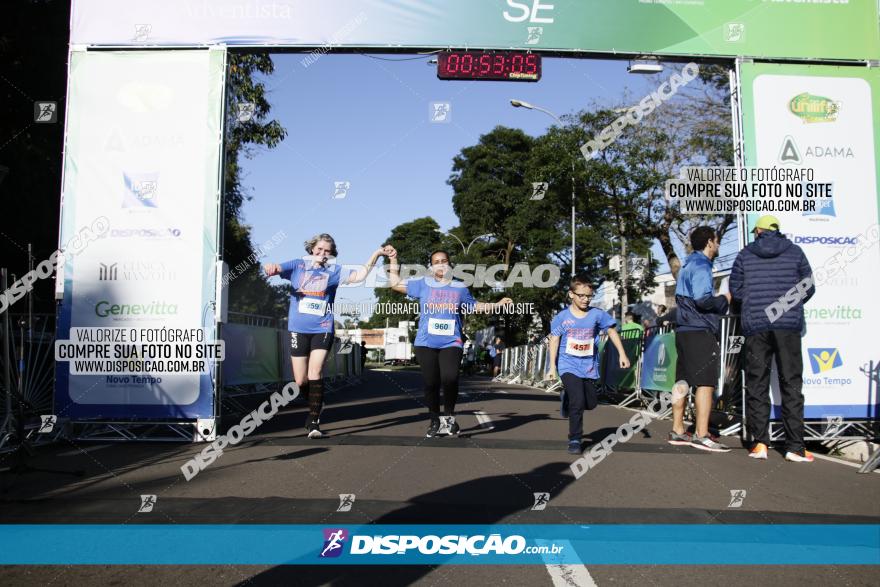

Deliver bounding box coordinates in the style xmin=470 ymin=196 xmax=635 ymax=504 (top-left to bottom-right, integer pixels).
xmin=308 ymin=378 xmax=323 ymax=421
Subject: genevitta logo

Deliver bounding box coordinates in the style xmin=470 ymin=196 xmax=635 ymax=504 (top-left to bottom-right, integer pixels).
xmin=320 ymin=528 xmax=348 ymax=558
xmin=790 ymin=234 xmax=858 ymax=246
xmin=95 ymin=300 xmax=179 ymax=318
xmin=123 ymin=172 xmax=159 ymax=208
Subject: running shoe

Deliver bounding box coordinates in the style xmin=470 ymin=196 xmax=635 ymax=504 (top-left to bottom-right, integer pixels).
xmin=306 ymin=419 xmax=323 ymax=439
xmin=749 ymin=442 xmax=768 ymax=460
xmin=426 ymin=416 xmax=442 ymax=438
xmin=667 ymin=430 xmax=693 ymax=446
xmin=443 ymin=415 xmax=460 ymax=436
xmin=567 ymin=440 xmax=582 ymax=455
xmin=690 ymin=435 xmax=731 ymax=453
xmin=784 ymin=448 xmax=814 ymax=463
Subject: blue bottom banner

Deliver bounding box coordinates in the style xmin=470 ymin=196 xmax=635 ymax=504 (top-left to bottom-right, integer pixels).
xmin=1 ymin=525 xmax=878 ymax=565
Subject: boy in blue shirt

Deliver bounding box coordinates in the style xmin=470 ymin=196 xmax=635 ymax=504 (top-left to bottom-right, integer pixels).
xmin=548 ymin=275 xmax=630 ymax=454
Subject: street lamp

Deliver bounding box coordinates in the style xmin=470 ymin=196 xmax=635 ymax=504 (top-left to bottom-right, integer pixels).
xmin=510 ymin=99 xmax=577 ymax=276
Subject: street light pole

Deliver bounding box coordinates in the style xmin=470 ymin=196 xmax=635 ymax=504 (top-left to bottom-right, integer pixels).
xmin=510 ymin=99 xmax=577 ymax=276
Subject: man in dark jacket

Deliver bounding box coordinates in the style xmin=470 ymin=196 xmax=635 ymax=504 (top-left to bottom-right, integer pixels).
xmin=730 ymin=215 xmax=815 ymax=463
xmin=669 ymin=226 xmax=731 ymax=452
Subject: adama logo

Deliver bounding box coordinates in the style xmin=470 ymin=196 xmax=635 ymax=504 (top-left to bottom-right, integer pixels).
xmin=788 ymin=93 xmax=840 ymax=123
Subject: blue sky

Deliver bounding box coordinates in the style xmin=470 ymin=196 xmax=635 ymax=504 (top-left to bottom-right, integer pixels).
xmin=238 ymin=53 xmax=738 ymax=312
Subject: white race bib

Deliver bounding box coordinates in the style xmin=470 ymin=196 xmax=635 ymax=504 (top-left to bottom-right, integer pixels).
xmin=298 ymin=298 xmax=327 ymax=316
xmin=427 ymin=318 xmax=456 ymax=336
xmin=565 ymin=337 xmax=593 ymax=357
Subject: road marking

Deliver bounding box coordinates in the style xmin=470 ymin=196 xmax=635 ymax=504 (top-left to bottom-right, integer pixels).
xmin=497 ymin=390 xmax=508 ymax=394
xmin=538 ymin=539 xmax=597 ymax=587
xmin=473 ymin=411 xmax=494 ymax=430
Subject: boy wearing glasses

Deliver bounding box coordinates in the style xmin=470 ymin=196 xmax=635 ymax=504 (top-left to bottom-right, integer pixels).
xmin=549 ymin=275 xmax=631 ymax=454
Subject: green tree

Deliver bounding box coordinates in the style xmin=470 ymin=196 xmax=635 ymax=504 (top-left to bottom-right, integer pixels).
xmin=363 ymin=216 xmax=443 ymax=328
xmin=223 ymin=53 xmax=289 ymax=318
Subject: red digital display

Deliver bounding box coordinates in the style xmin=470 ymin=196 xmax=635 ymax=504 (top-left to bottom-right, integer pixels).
xmin=437 ymin=51 xmax=541 ymax=82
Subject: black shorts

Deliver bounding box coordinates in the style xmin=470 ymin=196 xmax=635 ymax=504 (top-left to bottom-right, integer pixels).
xmin=290 ymin=331 xmax=334 ymax=357
xmin=492 ymin=355 xmax=502 ymax=368
xmin=674 ymin=330 xmax=720 ymax=388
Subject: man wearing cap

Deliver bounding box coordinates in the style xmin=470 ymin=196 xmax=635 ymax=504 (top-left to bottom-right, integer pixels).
xmin=730 ymin=215 xmax=815 ymax=463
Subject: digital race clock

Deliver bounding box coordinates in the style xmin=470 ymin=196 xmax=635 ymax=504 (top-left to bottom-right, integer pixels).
xmin=437 ymin=51 xmax=541 ymax=82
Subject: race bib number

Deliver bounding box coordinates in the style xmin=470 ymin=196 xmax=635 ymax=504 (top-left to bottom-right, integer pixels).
xmin=565 ymin=337 xmax=593 ymax=357
xmin=298 ymin=298 xmax=327 ymax=316
xmin=427 ymin=318 xmax=456 ymax=336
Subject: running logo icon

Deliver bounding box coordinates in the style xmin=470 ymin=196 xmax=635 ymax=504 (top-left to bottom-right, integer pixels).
xmin=430 ymin=102 xmax=451 ymax=123
xmin=526 ymin=27 xmax=543 ymax=45
xmin=38 ymin=415 xmax=57 ymax=433
xmin=337 ymin=494 xmax=356 ymax=512
xmin=728 ymin=489 xmax=747 ymax=508
xmin=138 ymin=495 xmax=157 ymax=513
xmin=727 ymin=336 xmax=744 ymax=355
xmin=320 ymin=528 xmax=348 ymax=558
xmin=531 ymin=492 xmax=550 ymax=510
xmin=808 ymin=348 xmax=842 ymax=374
xmin=531 ymin=182 xmax=549 ymax=201
xmin=34 ymin=102 xmax=57 ymax=123
xmin=237 ymin=102 xmax=255 ymax=123
xmin=333 ymin=181 xmax=351 ymax=199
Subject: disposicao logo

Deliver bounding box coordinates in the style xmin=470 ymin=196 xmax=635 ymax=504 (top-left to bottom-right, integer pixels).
xmin=808 ymin=348 xmax=842 ymax=374
xmin=320 ymin=529 xmax=348 ymax=558
xmin=788 ymin=93 xmax=839 ymax=124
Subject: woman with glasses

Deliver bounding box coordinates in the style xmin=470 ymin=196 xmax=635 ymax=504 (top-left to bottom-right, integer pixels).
xmin=384 ymin=246 xmax=512 ymax=437
xmin=265 ymin=234 xmax=392 ymax=438
xmin=548 ymin=274 xmax=630 ymax=454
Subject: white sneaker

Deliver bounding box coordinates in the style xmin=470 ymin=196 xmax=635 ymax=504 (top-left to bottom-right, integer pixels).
xmin=436 ymin=416 xmax=450 ymax=436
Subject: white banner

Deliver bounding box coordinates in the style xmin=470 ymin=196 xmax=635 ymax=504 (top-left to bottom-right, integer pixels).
xmin=56 ymin=50 xmax=225 ymax=418
xmin=746 ymin=66 xmax=880 ymax=419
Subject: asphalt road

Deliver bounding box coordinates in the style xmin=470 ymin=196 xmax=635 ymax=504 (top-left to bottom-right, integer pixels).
xmin=1 ymin=369 xmax=878 ymax=586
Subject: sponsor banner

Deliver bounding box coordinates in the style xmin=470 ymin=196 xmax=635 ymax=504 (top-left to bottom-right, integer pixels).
xmin=640 ymin=333 xmax=678 ymax=393
xmin=222 ymin=323 xmax=283 ymax=385
xmin=70 ymin=0 xmax=879 ymax=60
xmin=600 ymin=336 xmax=641 ymax=392
xmin=739 ymin=63 xmax=880 ymax=419
xmin=55 ymin=50 xmax=225 ymax=418
xmin=1 ymin=524 xmax=877 ymax=564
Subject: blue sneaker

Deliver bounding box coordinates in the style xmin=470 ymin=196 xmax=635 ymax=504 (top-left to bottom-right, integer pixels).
xmin=567 ymin=440 xmax=581 ymax=454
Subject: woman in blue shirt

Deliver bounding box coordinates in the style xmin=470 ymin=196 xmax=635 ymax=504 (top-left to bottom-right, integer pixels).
xmin=265 ymin=233 xmax=390 ymax=438
xmin=386 ymin=247 xmax=512 ymax=438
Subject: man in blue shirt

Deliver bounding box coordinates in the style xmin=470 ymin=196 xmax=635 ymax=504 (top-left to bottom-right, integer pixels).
xmin=671 ymin=226 xmax=731 ymax=453
xmin=549 ymin=275 xmax=630 ymax=454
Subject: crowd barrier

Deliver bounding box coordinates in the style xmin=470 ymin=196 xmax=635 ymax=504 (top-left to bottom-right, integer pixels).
xmin=223 ymin=312 xmax=363 ymax=397
xmin=496 ymin=318 xmax=744 ymax=433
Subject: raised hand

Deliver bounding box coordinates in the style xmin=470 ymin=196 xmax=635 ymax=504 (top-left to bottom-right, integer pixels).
xmin=264 ymin=263 xmax=282 ymax=277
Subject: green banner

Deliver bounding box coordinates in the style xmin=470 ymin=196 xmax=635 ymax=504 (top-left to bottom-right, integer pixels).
xmin=222 ymin=324 xmax=282 ymax=385
xmin=71 ymin=0 xmax=879 ymax=61
xmin=640 ymin=333 xmax=678 ymax=393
